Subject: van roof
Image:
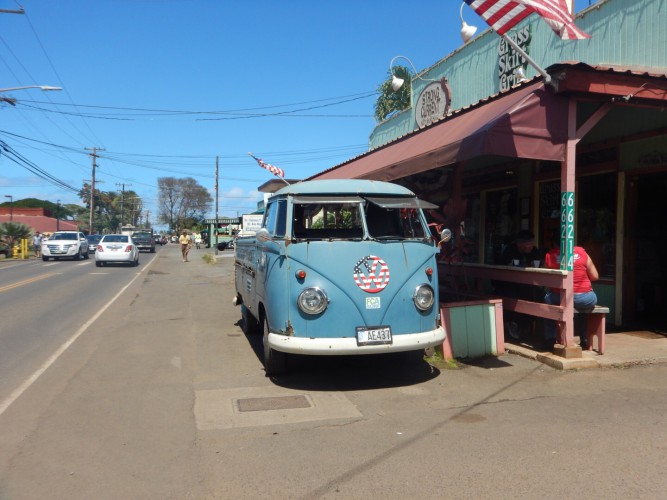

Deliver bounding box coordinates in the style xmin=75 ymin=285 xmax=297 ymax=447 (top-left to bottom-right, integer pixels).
xmin=271 ymin=179 xmax=415 ymax=198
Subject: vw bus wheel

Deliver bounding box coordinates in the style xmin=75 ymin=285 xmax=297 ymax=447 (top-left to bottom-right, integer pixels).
xmin=263 ymin=315 xmax=287 ymax=376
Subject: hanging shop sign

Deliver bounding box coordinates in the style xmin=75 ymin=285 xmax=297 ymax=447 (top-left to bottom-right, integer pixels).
xmin=415 ymin=78 xmax=451 ymax=129
xmin=498 ymin=25 xmax=532 ymax=91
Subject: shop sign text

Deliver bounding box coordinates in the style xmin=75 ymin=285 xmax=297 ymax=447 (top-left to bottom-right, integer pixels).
xmin=498 ymin=26 xmax=531 ymax=91
xmin=415 ymin=79 xmax=451 ymax=129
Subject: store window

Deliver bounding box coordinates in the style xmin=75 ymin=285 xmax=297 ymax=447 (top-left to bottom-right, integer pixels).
xmin=578 ymin=173 xmax=616 ymax=279
xmin=460 ymin=194 xmax=481 ymax=263
xmin=484 ymin=188 xmax=518 ymax=264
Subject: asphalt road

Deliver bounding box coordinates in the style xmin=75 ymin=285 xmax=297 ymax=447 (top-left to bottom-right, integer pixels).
xmin=1 ymin=244 xmax=666 ymax=499
xmin=0 ymin=248 xmax=158 ymax=405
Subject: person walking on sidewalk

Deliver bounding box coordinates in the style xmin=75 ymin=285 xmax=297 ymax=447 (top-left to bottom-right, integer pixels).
xmin=179 ymin=230 xmax=191 ymax=262
xmin=32 ymin=232 xmax=43 ymax=258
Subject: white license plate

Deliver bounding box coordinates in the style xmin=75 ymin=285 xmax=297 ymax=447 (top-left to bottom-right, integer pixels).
xmin=356 ymin=326 xmax=392 ymax=346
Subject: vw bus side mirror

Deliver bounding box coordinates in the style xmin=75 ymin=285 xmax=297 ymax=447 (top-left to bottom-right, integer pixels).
xmin=256 ymin=228 xmax=272 ymax=243
xmin=439 ymin=228 xmax=452 ymax=244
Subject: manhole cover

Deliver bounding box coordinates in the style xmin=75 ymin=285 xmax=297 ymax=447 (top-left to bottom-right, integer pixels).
xmin=237 ymin=395 xmax=311 ymax=412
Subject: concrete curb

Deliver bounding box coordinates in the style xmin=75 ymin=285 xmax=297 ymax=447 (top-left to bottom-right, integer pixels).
xmin=505 ymin=343 xmax=601 ymax=370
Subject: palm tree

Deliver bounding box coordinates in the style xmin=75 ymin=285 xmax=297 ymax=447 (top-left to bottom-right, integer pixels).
xmin=0 ymin=221 xmax=33 ymax=249
xmin=374 ymin=65 xmax=412 ymax=122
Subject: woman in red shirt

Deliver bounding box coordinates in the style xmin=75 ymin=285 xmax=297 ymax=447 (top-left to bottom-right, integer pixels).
xmin=543 ymin=245 xmax=599 ymax=349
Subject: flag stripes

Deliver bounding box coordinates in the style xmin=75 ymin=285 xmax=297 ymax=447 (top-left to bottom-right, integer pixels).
xmin=248 ymin=152 xmax=285 ymax=178
xmin=464 ymin=0 xmax=590 ymax=40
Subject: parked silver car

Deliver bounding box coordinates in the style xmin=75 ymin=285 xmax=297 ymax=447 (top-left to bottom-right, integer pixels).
xmin=41 ymin=231 xmax=90 ymax=261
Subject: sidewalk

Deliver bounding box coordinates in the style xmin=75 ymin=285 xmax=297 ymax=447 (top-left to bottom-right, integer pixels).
xmin=506 ymin=329 xmax=667 ymax=370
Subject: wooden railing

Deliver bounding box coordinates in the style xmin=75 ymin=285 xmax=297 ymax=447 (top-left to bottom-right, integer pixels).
xmin=438 ymin=262 xmax=581 ymax=350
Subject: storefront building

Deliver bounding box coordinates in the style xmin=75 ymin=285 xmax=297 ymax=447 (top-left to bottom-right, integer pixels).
xmin=309 ymin=0 xmax=667 ymax=345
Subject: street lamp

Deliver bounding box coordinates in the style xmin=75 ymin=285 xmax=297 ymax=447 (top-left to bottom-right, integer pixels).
xmin=4 ymin=195 xmax=13 ymax=222
xmin=459 ymin=2 xmax=478 ymax=43
xmin=389 ymin=55 xmax=437 ymax=92
xmin=56 ymin=199 xmax=60 ymax=230
xmin=0 ymin=85 xmax=62 ymax=106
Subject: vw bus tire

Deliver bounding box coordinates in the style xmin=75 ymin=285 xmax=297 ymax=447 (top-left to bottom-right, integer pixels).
xmin=263 ymin=315 xmax=287 ymax=376
xmin=242 ymin=305 xmax=260 ymax=334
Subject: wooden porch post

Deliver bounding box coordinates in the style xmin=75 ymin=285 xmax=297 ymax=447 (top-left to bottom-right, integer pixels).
xmin=559 ymin=99 xmax=578 ymax=347
xmin=559 ymin=100 xmax=612 ymax=348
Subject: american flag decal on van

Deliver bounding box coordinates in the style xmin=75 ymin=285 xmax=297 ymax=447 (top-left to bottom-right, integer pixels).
xmin=353 ymin=255 xmax=390 ymax=293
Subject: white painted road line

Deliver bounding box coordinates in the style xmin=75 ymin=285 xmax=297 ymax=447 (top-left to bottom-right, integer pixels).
xmin=0 ymin=256 xmax=155 ymax=417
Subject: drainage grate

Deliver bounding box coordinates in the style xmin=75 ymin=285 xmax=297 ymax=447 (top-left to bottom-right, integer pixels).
xmin=237 ymin=395 xmax=311 ymax=412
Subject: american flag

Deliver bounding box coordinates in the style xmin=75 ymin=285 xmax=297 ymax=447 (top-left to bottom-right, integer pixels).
xmin=464 ymin=0 xmax=590 ymax=40
xmin=248 ymin=152 xmax=285 ymax=178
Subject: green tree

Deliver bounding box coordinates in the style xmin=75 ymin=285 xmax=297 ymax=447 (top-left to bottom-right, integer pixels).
xmin=0 ymin=221 xmax=33 ymax=248
xmin=374 ymin=65 xmax=412 ymax=122
xmin=157 ymin=177 xmax=212 ymax=232
xmin=78 ymin=185 xmax=144 ymax=233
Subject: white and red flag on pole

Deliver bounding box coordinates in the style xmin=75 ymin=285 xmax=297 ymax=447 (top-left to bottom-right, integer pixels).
xmin=464 ymin=0 xmax=590 ymax=40
xmin=248 ymin=152 xmax=285 ymax=178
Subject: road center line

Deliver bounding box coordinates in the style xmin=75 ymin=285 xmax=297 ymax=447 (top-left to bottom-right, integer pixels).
xmin=0 ymin=273 xmax=56 ymax=293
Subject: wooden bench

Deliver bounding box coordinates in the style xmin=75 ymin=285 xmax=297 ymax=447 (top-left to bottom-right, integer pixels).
xmin=574 ymin=305 xmax=609 ymax=354
xmin=439 ymin=264 xmax=609 ymax=354
xmin=496 ymin=298 xmax=608 ymax=354
xmin=441 ymin=287 xmax=609 ymax=354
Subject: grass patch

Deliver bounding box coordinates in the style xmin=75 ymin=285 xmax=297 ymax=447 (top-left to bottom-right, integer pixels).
xmin=202 ymin=253 xmax=216 ymax=264
xmin=424 ymin=347 xmax=459 ymax=370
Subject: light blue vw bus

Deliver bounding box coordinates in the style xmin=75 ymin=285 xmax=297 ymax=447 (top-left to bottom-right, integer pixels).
xmin=234 ymin=179 xmax=446 ymax=375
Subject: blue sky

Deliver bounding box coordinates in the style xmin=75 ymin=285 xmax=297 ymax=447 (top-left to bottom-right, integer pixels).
xmin=0 ymin=0 xmax=592 ymax=225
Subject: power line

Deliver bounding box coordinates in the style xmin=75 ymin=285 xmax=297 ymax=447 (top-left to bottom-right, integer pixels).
xmin=0 ymin=140 xmax=80 ymax=193
xmin=17 ymin=90 xmax=378 ymax=116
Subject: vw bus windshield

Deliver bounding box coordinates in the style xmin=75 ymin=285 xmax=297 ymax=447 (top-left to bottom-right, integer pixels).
xmin=291 ymin=196 xmax=430 ymax=241
xmin=292 ymin=201 xmax=364 ymax=240
xmin=364 ymin=200 xmax=428 ymax=240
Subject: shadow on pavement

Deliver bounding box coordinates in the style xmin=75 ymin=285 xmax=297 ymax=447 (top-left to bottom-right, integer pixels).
xmin=241 ymin=327 xmax=440 ymax=391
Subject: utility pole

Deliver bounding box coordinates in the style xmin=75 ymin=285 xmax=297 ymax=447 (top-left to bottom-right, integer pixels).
xmin=215 ymin=156 xmax=219 ymax=255
xmin=85 ymin=147 xmax=104 ymax=234
xmin=116 ymin=182 xmax=131 ymax=226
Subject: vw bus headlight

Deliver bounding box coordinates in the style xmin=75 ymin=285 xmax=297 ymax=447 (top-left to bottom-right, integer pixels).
xmin=297 ymin=287 xmax=329 ymax=315
xmin=413 ymin=284 xmax=435 ymax=311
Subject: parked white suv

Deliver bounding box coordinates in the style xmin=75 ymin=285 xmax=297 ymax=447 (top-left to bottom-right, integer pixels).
xmin=42 ymin=231 xmax=90 ymax=261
